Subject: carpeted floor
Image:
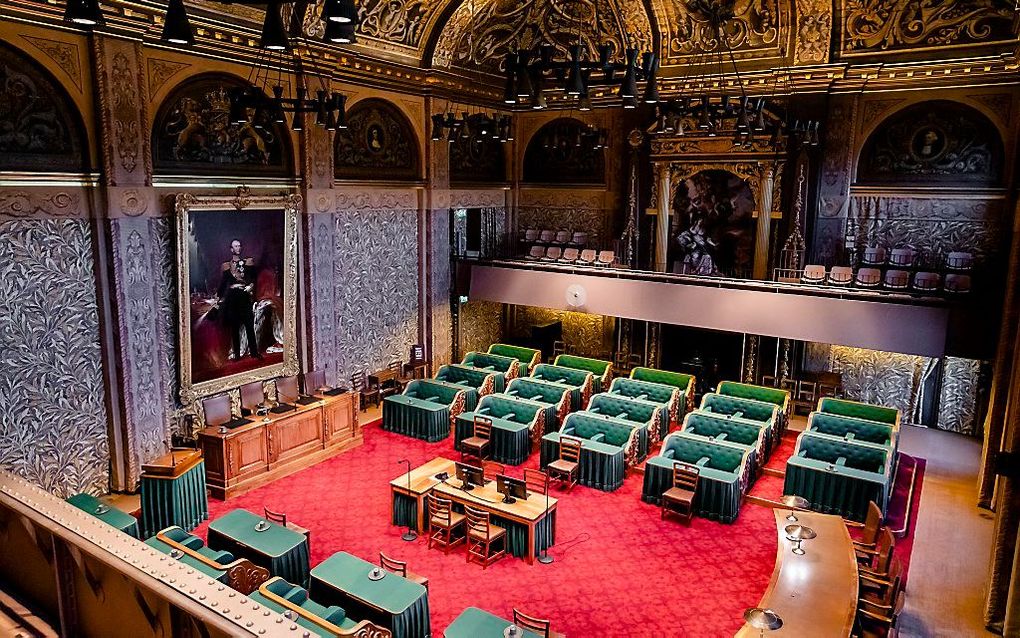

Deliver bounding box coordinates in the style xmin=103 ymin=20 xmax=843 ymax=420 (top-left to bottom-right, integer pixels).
xmin=194 ymin=418 xmax=922 ymax=637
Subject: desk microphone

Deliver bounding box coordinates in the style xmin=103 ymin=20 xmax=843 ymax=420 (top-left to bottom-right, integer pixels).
xmin=397 ymin=459 xmax=417 ymax=542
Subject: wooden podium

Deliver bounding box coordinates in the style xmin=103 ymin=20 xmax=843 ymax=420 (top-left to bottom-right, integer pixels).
xmin=140 ymin=448 xmax=208 ymax=538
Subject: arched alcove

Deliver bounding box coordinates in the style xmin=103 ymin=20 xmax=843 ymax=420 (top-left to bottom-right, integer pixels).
xmin=0 ymin=41 xmax=87 ymax=173
xmin=450 ymin=129 xmax=507 ymax=184
xmin=522 ymin=118 xmax=606 ymax=185
xmin=334 ymin=98 xmax=421 ymax=181
xmin=151 ymin=73 xmax=292 ymax=177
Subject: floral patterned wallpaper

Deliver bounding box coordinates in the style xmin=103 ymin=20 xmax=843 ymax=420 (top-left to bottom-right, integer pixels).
xmin=458 ymin=300 xmax=504 ymax=358
xmin=0 ymin=219 xmax=109 ymax=496
xmin=331 ymin=208 xmax=420 ymax=384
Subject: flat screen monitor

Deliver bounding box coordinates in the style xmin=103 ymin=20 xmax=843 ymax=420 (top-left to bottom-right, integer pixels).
xmin=455 ymin=461 xmax=485 ymax=491
xmin=496 ymin=474 xmax=528 ymax=503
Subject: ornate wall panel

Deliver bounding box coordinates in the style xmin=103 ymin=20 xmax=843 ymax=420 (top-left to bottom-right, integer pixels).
xmin=840 ymin=0 xmax=1017 ymax=55
xmin=512 ymin=306 xmax=614 ymax=358
xmin=331 ymin=208 xmax=420 ymax=383
xmin=793 ymin=0 xmax=832 ymax=64
xmin=517 ymin=189 xmax=613 ymax=248
xmin=152 ymin=75 xmax=290 ymax=177
xmin=432 ymin=0 xmax=653 ymax=75
xmin=152 ymin=217 xmax=180 ymax=438
xmin=458 ymin=301 xmax=504 ymax=356
xmin=429 ymin=208 xmax=453 ymax=368
xmin=523 ymin=119 xmax=606 ymax=184
xmin=857 ymin=101 xmax=1004 ymax=186
xmin=357 ymin=0 xmax=433 ymax=50
xmin=308 ymin=206 xmax=340 ymax=386
xmin=0 ymin=219 xmax=109 ymax=497
xmin=335 ymin=98 xmax=420 ymax=181
xmin=937 ymin=356 xmax=983 ymax=436
xmin=653 ymin=0 xmax=790 ymax=66
xmin=450 ymin=134 xmax=507 ymax=183
xmin=0 ymin=42 xmax=86 ymax=172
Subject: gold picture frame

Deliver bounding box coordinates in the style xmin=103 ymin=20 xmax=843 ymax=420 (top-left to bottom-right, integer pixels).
xmin=175 ymin=190 xmax=301 ymax=406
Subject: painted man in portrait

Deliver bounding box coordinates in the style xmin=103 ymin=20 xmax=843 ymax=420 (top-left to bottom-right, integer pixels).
xmin=218 ymin=238 xmax=260 ymax=360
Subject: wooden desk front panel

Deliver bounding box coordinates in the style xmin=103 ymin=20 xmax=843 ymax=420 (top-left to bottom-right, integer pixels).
xmin=324 ymin=392 xmax=358 ymax=446
xmin=229 ymin=426 xmax=270 ymax=482
xmin=269 ymin=409 xmax=323 ymax=466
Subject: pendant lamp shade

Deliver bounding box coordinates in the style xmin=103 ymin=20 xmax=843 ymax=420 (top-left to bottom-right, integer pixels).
xmin=260 ymin=3 xmax=289 ymax=51
xmin=161 ymin=0 xmax=194 ymax=45
xmin=64 ymin=0 xmax=103 ymax=26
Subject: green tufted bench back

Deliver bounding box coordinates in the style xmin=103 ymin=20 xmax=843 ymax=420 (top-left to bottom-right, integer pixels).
xmin=405 ymin=379 xmax=463 ymax=405
xmin=436 ymin=364 xmax=493 ymax=388
xmin=488 ymin=344 xmax=542 ymax=368
xmin=661 ymin=433 xmax=745 ymax=473
xmin=700 ymin=393 xmax=779 ymax=424
xmin=608 ymin=377 xmax=677 ymax=406
xmin=808 ymin=412 xmax=896 ymax=446
xmin=262 ymin=578 xmax=347 ymax=625
xmin=554 ymin=354 xmax=612 ymax=376
xmin=717 ymin=381 xmax=790 ymax=410
xmin=589 ymin=394 xmax=659 ymax=425
xmin=683 ymin=410 xmax=763 ymax=447
xmin=507 ymin=377 xmax=571 ymax=405
xmin=562 ymin=412 xmax=637 ymax=447
xmin=462 ymin=352 xmax=518 ymax=374
xmin=818 ymin=398 xmax=899 ymax=427
xmin=796 ymin=432 xmax=889 ymax=473
xmin=532 ymin=363 xmax=593 ymax=388
xmin=630 ymin=367 xmax=694 ymax=393
xmin=476 ymin=394 xmax=543 ymax=423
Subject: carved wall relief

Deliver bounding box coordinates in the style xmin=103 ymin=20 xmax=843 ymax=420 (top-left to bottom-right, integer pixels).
xmin=335 ymin=98 xmax=420 ymax=181
xmin=793 ymin=0 xmax=832 ymax=64
xmin=357 ymin=0 xmax=432 ymax=48
xmin=653 ymin=0 xmax=790 ymax=66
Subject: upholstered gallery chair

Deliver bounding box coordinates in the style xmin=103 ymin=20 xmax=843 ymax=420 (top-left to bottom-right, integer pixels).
xmin=553 ymin=230 xmax=571 ymax=245
xmin=801 ymin=264 xmax=827 ymax=285
xmin=527 ymin=245 xmax=546 ymax=260
xmin=570 ymin=231 xmax=588 ymax=247
xmin=888 ymin=247 xmax=916 ymax=268
xmin=912 ymin=271 xmax=940 ymax=293
xmin=523 ymin=228 xmax=540 ymax=243
xmin=945 ymin=273 xmax=972 ymax=293
xmin=860 ymin=246 xmax=886 ymax=266
xmin=544 ymin=246 xmax=563 ymax=261
xmin=597 ymin=250 xmax=615 ymax=267
xmin=855 ymin=268 xmax=882 ymax=288
xmin=146 ymin=526 xmax=270 ymax=594
xmin=946 ymin=251 xmax=973 ymax=271
xmin=883 ymin=269 xmax=910 ymax=290
xmin=561 ymin=247 xmax=579 ymax=263
xmin=829 ymin=266 xmax=853 ymax=286
xmin=578 ymin=249 xmax=597 ymax=266
xmin=538 ymin=229 xmax=556 ymax=244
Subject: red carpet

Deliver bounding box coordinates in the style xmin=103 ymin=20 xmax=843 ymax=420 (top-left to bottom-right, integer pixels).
xmin=195 ymin=419 xmax=778 ymax=637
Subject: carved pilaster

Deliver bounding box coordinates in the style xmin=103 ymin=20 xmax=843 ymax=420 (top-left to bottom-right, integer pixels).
xmin=307 ymin=189 xmax=339 ymax=385
xmin=93 ymin=36 xmax=150 ymax=188
xmin=426 ymin=96 xmax=452 ymax=370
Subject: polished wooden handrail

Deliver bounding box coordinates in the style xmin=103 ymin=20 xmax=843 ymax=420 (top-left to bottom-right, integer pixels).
xmin=256 ymin=580 xmax=393 ymax=638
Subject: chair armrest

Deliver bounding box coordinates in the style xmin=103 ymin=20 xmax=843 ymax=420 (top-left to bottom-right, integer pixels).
xmin=563 ymin=427 xmax=575 ymax=435
xmin=662 ymin=449 xmax=675 ymax=459
xmin=696 ymin=456 xmax=710 ymax=467
xmin=715 ymin=433 xmax=728 ymax=441
xmin=590 ymin=433 xmax=606 ymax=443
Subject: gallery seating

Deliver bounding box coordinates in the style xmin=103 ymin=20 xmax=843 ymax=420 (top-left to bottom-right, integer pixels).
xmin=505 ymin=377 xmax=572 ymax=431
xmin=680 ymin=410 xmax=769 ymax=476
xmin=807 ymin=411 xmax=899 ymax=459
xmin=435 ymin=363 xmax=506 ymax=395
xmin=607 ymin=376 xmax=682 ymax=430
xmin=945 ymin=273 xmax=972 ymax=293
xmin=541 ymin=412 xmax=647 ymax=491
xmin=856 ymin=267 xmax=882 ymax=288
xmin=461 ymin=351 xmax=522 ymax=380
xmin=829 ymin=265 xmax=853 ymax=286
xmin=562 ymin=247 xmax=580 ymax=262
xmin=588 ymin=393 xmax=669 ymax=446
xmin=883 ymin=269 xmax=910 ymax=290
xmin=382 ymin=378 xmax=476 ymax=442
xmin=596 ymin=250 xmax=616 ymax=267
xmin=578 ymin=249 xmax=597 ymax=266
xmin=630 ymin=366 xmax=697 ymax=419
xmin=801 ymin=264 xmax=827 ymax=284
xmin=698 ymin=392 xmax=780 ymax=452
xmin=641 ymin=432 xmax=754 ymax=523
xmin=248 ymin=577 xmax=372 ymax=636
xmin=887 ymin=247 xmax=916 ymax=268
xmin=454 ymin=394 xmax=548 ymax=464
xmin=487 ymin=343 xmax=543 ymax=372
xmin=861 ymin=246 xmax=887 ymax=266
xmin=818 ymin=397 xmax=901 ymax=429
xmin=531 ymin=363 xmax=595 ymax=410
xmin=553 ymin=353 xmax=613 ymax=393
xmin=946 ymin=251 xmax=973 ymax=271
xmin=716 ymin=380 xmax=791 ymax=431
xmin=145 ymin=526 xmax=270 ymax=594
xmin=912 ymin=271 xmax=940 ymax=292
xmin=544 ymin=246 xmax=563 ymax=261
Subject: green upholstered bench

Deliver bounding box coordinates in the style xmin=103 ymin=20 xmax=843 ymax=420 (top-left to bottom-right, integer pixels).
xmin=641 ymin=432 xmax=753 ymax=523
xmin=383 ymin=379 xmax=475 ymax=442
xmin=699 ymin=392 xmax=781 ymax=451
xmin=630 ymin=367 xmax=696 ymax=416
xmin=505 ymin=377 xmax=573 ymax=432
xmin=807 ymin=412 xmax=898 ymax=456
xmin=531 ymin=363 xmax=594 ymax=410
xmin=607 ymin=377 xmax=682 ymax=429
xmin=435 ymin=363 xmax=505 ymax=395
xmin=553 ymin=354 xmax=614 ymax=393
xmin=717 ymin=381 xmax=791 ymax=434
xmin=818 ymin=397 xmax=901 ymax=429
xmin=66 ymin=493 xmax=140 ymax=538
xmin=461 ymin=351 xmax=522 ymax=380
xmin=249 ymin=577 xmax=373 ymax=637
xmin=681 ymin=409 xmax=768 ymax=473
xmin=784 ymin=431 xmax=892 ymax=521
xmin=541 ymin=412 xmax=647 ymax=491
xmin=146 ymin=525 xmax=271 ymax=593
xmin=588 ymin=393 xmax=669 ymax=447
xmin=455 ymin=394 xmax=548 ymax=464
xmin=487 ymin=343 xmax=543 ymax=372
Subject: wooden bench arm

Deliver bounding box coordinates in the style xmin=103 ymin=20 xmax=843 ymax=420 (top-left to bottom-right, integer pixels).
xmin=155 ymin=529 xmax=269 ymax=594
xmin=256 ymin=582 xmax=393 ymax=638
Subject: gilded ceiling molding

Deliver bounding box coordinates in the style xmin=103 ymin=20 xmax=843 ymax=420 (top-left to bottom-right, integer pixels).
xmin=841 ymin=0 xmax=1017 ymax=55
xmin=146 ymin=58 xmax=191 ymax=100
xmin=19 ymin=36 xmax=83 ymax=92
xmin=651 ymin=0 xmax=791 ymax=67
xmin=431 ymin=0 xmax=653 ymax=75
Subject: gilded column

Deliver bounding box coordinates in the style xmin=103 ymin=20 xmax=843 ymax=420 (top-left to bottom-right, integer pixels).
xmin=655 ymin=163 xmax=670 ymax=272
xmin=754 ymin=165 xmax=776 ymax=279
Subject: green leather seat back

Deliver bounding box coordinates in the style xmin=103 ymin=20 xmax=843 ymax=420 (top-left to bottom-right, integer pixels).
xmin=476 ymin=394 xmax=543 ymax=423
xmin=797 ymin=432 xmax=888 ymax=473
xmin=608 ymin=377 xmax=676 ymax=406
xmin=662 ymin=434 xmax=744 ymax=473
xmin=818 ymin=398 xmax=899 ymax=426
xmin=553 ymin=354 xmax=611 ymax=377
xmin=589 ymin=394 xmax=658 ymax=425
xmin=506 ymin=378 xmax=570 ymax=405
xmin=809 ymin=412 xmax=895 ymax=446
xmin=700 ymin=393 xmax=779 ymax=424
xmin=435 ymin=364 xmax=491 ymax=388
xmin=488 ymin=344 xmax=542 ymax=366
xmin=684 ymin=410 xmax=763 ymax=446
xmin=630 ymin=367 xmax=693 ymax=391
xmin=404 ymin=379 xmax=462 ymax=405
xmin=532 ymin=363 xmax=592 ymax=388
xmin=462 ymin=352 xmax=517 ymax=373
xmin=717 ymin=381 xmax=789 ymax=409
xmin=562 ymin=412 xmax=637 ymax=448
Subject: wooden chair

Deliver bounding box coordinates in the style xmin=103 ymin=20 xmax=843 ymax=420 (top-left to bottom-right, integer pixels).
xmin=389 ymin=359 xmax=413 ymax=393
xmin=461 ymin=415 xmax=492 ymax=462
xmin=856 ymin=559 xmax=906 ymax=638
xmin=546 ymin=436 xmax=581 ymax=491
xmin=464 ymin=506 xmax=506 ymax=569
xmin=524 ymin=468 xmax=549 ymax=496
xmin=761 ymin=375 xmax=777 ymax=388
xmin=302 ymin=369 xmax=327 ymax=395
xmin=512 ymin=609 xmax=563 ymax=638
xmin=427 ymin=495 xmax=465 ymax=554
xmin=857 ymin=527 xmax=896 ymax=578
xmin=239 ymin=380 xmax=265 ymax=415
xmin=661 ymin=462 xmax=700 ymax=524
xmin=202 ymin=394 xmax=233 ymax=427
xmin=377 ymin=361 xmax=403 ymax=399
xmin=351 ymin=371 xmax=380 ymax=411
xmin=779 ymin=378 xmax=798 ymax=396
xmin=482 ymin=460 xmax=505 ymax=483
xmin=793 ymin=380 xmax=817 ymax=416
xmin=846 ymin=501 xmax=884 ymax=552
xmin=263 ymin=507 xmax=310 ymax=544
xmin=379 ymin=552 xmax=429 ymax=591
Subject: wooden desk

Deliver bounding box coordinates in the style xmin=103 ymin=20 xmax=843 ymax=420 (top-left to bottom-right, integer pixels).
xmin=370 ymin=368 xmax=398 ymax=389
xmin=199 ymin=391 xmax=360 ymax=499
xmin=735 ymin=510 xmax=858 ymax=638
xmin=389 ymin=457 xmax=558 ymax=565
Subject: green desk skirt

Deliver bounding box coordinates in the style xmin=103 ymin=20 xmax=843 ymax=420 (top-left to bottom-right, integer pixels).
xmin=391 ymin=493 xmax=555 ymax=559
xmin=382 ymin=397 xmax=451 ymax=442
xmin=310 ymin=552 xmax=430 ymax=638
xmin=207 ymin=509 xmax=310 ymax=586
xmin=641 ymin=458 xmax=743 ymax=523
xmin=66 ymin=493 xmax=140 ymax=538
xmin=540 ymin=436 xmax=625 ymax=492
xmin=453 ymin=416 xmax=532 ymax=465
xmin=140 ymin=460 xmax=208 ymax=539
xmin=445 ymin=607 xmax=542 ymax=638
xmin=784 ymin=460 xmax=889 ymax=522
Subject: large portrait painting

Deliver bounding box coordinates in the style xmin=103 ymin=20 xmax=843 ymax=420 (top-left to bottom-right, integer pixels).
xmin=669 ymin=170 xmax=756 ymax=277
xmin=175 ymin=192 xmax=299 ymax=403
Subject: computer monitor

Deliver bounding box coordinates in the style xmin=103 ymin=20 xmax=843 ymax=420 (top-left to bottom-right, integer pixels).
xmin=496 ymin=474 xmax=528 ymax=504
xmin=455 ymin=462 xmax=485 ymax=491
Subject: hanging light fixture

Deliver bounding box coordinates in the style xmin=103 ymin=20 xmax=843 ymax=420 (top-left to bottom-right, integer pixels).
xmin=259 ymin=2 xmax=289 ymax=51
xmin=64 ymin=0 xmax=103 ymax=26
xmin=325 ymin=20 xmax=357 ymax=43
xmin=161 ymin=0 xmax=194 ymax=45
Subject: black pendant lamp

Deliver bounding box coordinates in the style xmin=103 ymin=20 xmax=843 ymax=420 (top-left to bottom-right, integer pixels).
xmin=325 ymin=19 xmax=356 ymax=43
xmin=64 ymin=0 xmax=103 ymax=26
xmin=162 ymin=0 xmax=194 ymax=45
xmin=565 ymin=45 xmax=584 ymax=96
xmin=619 ymin=48 xmax=639 ymax=100
xmin=260 ymin=3 xmax=289 ymax=51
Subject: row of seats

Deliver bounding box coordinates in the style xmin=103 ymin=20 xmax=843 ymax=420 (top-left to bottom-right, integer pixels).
xmin=521 ymin=228 xmax=589 ymax=247
xmin=526 ymin=245 xmax=616 ymax=265
xmin=801 ymin=265 xmax=971 ymax=293
xmin=860 ymin=246 xmax=973 ymax=272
